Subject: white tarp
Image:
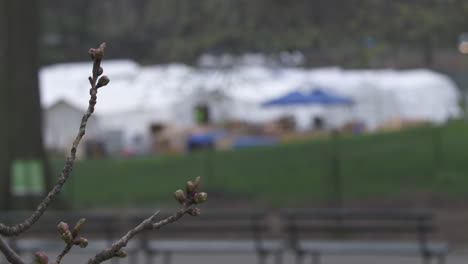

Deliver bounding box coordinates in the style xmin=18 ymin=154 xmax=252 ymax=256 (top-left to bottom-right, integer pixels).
xmin=40 ymin=59 xmax=461 ymax=149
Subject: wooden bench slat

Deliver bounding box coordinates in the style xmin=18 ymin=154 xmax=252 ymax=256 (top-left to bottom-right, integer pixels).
xmin=281 ymin=208 xmax=448 ymax=264
xmin=147 ymin=239 xmax=284 ymax=252
xmin=298 ymin=240 xmax=449 ymax=254
xmin=286 ymin=224 xmax=435 ymax=233
xmin=281 ymin=208 xmax=433 ymax=220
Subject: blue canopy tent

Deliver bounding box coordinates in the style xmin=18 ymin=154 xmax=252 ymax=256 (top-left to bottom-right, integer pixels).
xmin=262 ymin=91 xmax=312 ymax=106
xmin=263 ymin=89 xmax=353 ymax=107
xmin=263 ymin=89 xmax=354 ymax=130
xmin=262 ymin=88 xmax=354 ymax=207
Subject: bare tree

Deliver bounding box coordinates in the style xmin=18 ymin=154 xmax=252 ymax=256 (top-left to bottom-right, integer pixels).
xmin=0 ymin=43 xmax=208 ymax=264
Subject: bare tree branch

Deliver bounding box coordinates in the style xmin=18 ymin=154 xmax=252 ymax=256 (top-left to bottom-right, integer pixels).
xmin=0 ymin=43 xmax=108 ymax=237
xmin=55 ymin=243 xmax=73 ymax=264
xmin=85 ymin=176 xmax=206 ymax=264
xmin=87 ymin=207 xmax=193 ymax=264
xmin=0 ymin=236 xmax=24 ymax=264
xmin=0 ymin=43 xmax=208 ymax=264
xmin=54 ymin=219 xmax=88 ymax=264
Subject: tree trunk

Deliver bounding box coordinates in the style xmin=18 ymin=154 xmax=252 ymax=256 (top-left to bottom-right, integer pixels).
xmin=0 ymin=0 xmax=51 ymax=209
xmin=0 ymin=0 xmax=11 ymax=210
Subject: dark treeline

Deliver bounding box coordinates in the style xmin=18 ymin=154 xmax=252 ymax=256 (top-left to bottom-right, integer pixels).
xmin=41 ymin=0 xmax=468 ymax=68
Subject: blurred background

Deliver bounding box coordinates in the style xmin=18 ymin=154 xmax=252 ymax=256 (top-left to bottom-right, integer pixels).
xmin=3 ymin=0 xmax=468 ymax=263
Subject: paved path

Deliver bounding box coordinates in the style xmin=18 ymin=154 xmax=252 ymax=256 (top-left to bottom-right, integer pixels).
xmin=7 ymin=251 xmax=468 ymax=264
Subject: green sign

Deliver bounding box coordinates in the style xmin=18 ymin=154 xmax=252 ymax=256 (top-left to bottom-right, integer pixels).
xmin=11 ymin=159 xmax=45 ymax=196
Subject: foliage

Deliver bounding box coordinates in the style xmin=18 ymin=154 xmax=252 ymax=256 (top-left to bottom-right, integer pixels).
xmin=40 ymin=0 xmax=468 ymax=66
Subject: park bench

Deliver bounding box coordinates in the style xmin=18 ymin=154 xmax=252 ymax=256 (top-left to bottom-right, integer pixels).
xmin=1 ymin=211 xmax=139 ymax=264
xmin=135 ymin=209 xmax=284 ymax=264
xmin=281 ymin=208 xmax=449 ymax=264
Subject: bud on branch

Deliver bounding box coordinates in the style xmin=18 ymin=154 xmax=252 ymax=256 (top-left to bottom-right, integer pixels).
xmin=57 ymin=222 xmax=69 ymax=234
xmin=73 ymin=218 xmax=86 ymax=236
xmin=115 ymin=250 xmax=127 ymax=258
xmin=34 ymin=251 xmax=48 ymax=264
xmin=75 ymin=237 xmax=88 ymax=249
xmin=96 ymin=76 xmax=110 ymax=88
xmin=194 ymin=192 xmax=208 ymax=204
xmin=174 ymin=189 xmax=186 ymax=204
xmin=187 ymin=208 xmax=201 ymax=216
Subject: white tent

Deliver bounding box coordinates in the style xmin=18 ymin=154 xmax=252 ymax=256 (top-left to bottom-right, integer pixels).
xmin=40 ymin=60 xmax=461 ymax=151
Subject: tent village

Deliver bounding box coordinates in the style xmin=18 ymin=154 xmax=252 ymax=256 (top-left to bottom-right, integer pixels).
xmin=40 ymin=59 xmax=461 ymax=158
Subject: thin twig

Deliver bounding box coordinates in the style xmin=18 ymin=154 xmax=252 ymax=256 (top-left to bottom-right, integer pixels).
xmin=55 ymin=243 xmax=74 ymax=264
xmin=0 ymin=43 xmax=106 ymax=237
xmin=0 ymin=43 xmax=206 ymax=264
xmin=55 ymin=218 xmax=87 ymax=264
xmin=87 ymin=207 xmax=191 ymax=264
xmin=0 ymin=236 xmax=24 ymax=264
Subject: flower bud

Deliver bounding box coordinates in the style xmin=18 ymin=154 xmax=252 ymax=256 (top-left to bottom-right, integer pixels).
xmin=34 ymin=251 xmax=49 ymax=264
xmin=115 ymin=250 xmax=127 ymax=258
xmin=186 ymin=181 xmax=195 ymax=193
xmin=96 ymin=76 xmax=110 ymax=88
xmin=193 ymin=176 xmax=201 ymax=189
xmin=61 ymin=230 xmax=73 ymax=244
xmin=194 ymin=192 xmax=208 ymax=204
xmin=75 ymin=237 xmax=88 ymax=248
xmin=174 ymin=189 xmax=186 ymax=204
xmin=88 ymin=48 xmax=96 ymax=59
xmin=94 ymin=49 xmax=104 ymax=60
xmin=73 ymin=218 xmax=86 ymax=235
xmin=57 ymin=222 xmax=69 ymax=234
xmin=98 ymin=67 xmax=104 ymax=76
xmin=187 ymin=208 xmax=201 ymax=216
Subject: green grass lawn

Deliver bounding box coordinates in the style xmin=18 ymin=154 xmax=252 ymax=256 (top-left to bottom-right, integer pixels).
xmin=51 ymin=120 xmax=468 ymax=208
